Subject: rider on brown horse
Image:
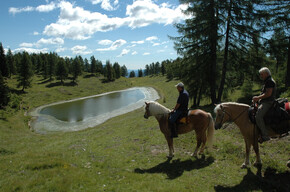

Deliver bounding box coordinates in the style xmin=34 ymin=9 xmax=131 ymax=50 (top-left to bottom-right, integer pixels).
xmin=169 ymin=82 xmax=189 ymax=138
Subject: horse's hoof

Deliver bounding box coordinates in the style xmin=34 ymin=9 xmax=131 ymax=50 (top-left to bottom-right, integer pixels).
xmin=240 ymin=163 xmax=248 ymax=169
xmin=167 ymin=154 xmax=174 ymax=159
xmin=254 ymin=162 xmax=262 ymax=168
xmin=191 ymin=153 xmax=198 ymax=158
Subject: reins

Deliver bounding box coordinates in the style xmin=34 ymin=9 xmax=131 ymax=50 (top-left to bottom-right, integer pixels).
xmin=220 ymin=106 xmax=248 ymax=129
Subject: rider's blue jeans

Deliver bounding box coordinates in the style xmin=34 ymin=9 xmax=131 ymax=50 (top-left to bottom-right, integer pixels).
xmin=169 ymin=110 xmax=183 ymax=124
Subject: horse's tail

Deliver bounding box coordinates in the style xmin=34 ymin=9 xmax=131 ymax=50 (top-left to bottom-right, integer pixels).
xmin=207 ymin=113 xmax=214 ymax=149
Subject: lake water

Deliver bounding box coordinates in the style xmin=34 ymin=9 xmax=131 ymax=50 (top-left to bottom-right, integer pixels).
xmin=29 ymin=87 xmax=159 ymax=133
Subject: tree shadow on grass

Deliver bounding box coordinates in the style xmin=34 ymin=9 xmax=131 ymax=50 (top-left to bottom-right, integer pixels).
xmin=46 ymin=81 xmax=77 ymax=88
xmin=214 ymin=165 xmax=290 ymax=192
xmin=134 ymin=156 xmax=215 ymax=180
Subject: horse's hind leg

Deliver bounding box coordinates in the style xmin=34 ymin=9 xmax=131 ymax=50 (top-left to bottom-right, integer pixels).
xmin=192 ymin=135 xmax=202 ymax=157
xmin=198 ymin=131 xmax=207 ymax=155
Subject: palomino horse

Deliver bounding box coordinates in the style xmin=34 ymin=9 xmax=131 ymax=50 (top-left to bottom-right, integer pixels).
xmin=144 ymin=101 xmax=214 ymax=158
xmin=214 ymin=102 xmax=290 ymax=168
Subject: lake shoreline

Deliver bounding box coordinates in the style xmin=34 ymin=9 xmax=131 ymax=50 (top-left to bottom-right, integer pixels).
xmin=29 ymin=87 xmax=159 ymax=134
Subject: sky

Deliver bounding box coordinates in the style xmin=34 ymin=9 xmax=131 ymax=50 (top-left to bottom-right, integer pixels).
xmin=0 ymin=0 xmax=189 ymax=69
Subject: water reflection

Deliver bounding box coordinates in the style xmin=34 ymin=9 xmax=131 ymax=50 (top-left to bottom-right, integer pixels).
xmin=40 ymin=89 xmax=145 ymax=122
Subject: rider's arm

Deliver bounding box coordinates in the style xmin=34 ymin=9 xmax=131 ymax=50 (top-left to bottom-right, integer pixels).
xmin=173 ymin=103 xmax=181 ymax=111
xmin=253 ymin=87 xmax=273 ymax=102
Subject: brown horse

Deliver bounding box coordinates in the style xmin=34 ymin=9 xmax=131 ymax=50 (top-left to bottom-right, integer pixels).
xmin=144 ymin=101 xmax=214 ymax=158
xmin=214 ymin=102 xmax=290 ymax=168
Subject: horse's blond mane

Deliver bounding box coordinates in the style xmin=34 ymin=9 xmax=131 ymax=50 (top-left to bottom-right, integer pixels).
xmin=214 ymin=102 xmax=250 ymax=114
xmin=148 ymin=101 xmax=170 ymax=116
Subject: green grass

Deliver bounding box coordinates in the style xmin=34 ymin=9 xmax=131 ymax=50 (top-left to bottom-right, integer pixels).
xmin=0 ymin=75 xmax=289 ymax=192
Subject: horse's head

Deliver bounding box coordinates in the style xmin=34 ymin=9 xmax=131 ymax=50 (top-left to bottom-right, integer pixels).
xmin=144 ymin=101 xmax=170 ymax=119
xmin=214 ymin=104 xmax=231 ymax=130
xmin=144 ymin=102 xmax=151 ymax=119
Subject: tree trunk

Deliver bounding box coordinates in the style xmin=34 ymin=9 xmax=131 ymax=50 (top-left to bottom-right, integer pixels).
xmin=197 ymin=84 xmax=203 ymax=107
xmin=286 ymin=36 xmax=290 ymax=87
xmin=209 ymin=0 xmax=218 ymax=105
xmin=218 ymin=0 xmax=232 ymax=103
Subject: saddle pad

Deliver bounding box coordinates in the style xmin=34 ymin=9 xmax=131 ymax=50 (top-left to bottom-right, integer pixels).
xmin=285 ymin=102 xmax=290 ymax=114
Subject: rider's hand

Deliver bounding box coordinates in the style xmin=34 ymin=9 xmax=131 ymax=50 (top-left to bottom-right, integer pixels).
xmin=252 ymin=96 xmax=259 ymax=103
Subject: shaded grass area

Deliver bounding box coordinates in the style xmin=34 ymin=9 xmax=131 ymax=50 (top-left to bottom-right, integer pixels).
xmin=0 ymin=75 xmax=289 ymax=191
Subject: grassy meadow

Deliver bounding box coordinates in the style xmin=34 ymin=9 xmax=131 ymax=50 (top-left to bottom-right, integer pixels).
xmin=0 ymin=75 xmax=289 ymax=192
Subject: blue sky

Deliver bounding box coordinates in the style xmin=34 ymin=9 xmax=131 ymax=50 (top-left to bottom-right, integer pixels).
xmin=0 ymin=0 xmax=189 ymax=69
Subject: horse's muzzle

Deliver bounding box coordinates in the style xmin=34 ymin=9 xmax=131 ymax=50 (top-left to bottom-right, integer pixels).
xmin=215 ymin=123 xmax=222 ymax=130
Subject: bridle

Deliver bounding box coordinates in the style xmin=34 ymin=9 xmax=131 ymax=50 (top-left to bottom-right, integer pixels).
xmin=217 ymin=105 xmax=248 ymax=129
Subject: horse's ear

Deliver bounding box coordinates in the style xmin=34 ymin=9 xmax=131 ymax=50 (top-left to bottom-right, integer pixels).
xmin=145 ymin=102 xmax=148 ymax=105
xmin=220 ymin=104 xmax=223 ymax=109
xmin=214 ymin=104 xmax=217 ymax=106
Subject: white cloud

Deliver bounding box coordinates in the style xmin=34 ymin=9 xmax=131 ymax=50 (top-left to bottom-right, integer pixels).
xmin=36 ymin=37 xmax=64 ymax=46
xmin=143 ymin=52 xmax=150 ymax=56
xmin=117 ymin=49 xmax=130 ymax=57
xmin=131 ymin=40 xmax=144 ymax=44
xmin=71 ymin=45 xmax=92 ymax=55
xmin=91 ymin=0 xmax=119 ymax=11
xmin=43 ymin=1 xmax=126 ymax=40
xmin=132 ymin=51 xmax=137 ymax=55
xmin=98 ymin=39 xmax=113 ymax=45
xmin=126 ymin=0 xmax=189 ymax=28
xmin=9 ymin=6 xmax=34 ymax=15
xmin=13 ymin=47 xmax=48 ymax=54
xmin=19 ymin=43 xmax=34 ymax=47
xmin=33 ymin=31 xmax=40 ymax=36
xmin=11 ymin=1 xmax=189 ymax=41
xmin=146 ymin=36 xmax=158 ymax=41
xmin=153 ymin=43 xmax=160 ymax=46
xmin=55 ymin=47 xmax=67 ymax=53
xmin=36 ymin=2 xmax=56 ymax=12
xmin=96 ymin=39 xmax=126 ymax=51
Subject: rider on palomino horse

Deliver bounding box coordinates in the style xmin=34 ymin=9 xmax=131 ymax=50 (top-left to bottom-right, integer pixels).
xmin=169 ymin=82 xmax=189 ymax=138
xmin=252 ymin=67 xmax=276 ymax=143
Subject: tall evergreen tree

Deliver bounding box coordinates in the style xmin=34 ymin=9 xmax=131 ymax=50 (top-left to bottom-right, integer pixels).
xmin=96 ymin=59 xmax=103 ymax=74
xmin=84 ymin=58 xmax=90 ymax=72
xmin=121 ymin=65 xmax=128 ymax=77
xmin=129 ymin=70 xmax=136 ymax=78
xmin=138 ymin=69 xmax=143 ymax=77
xmin=0 ymin=73 xmax=9 ymax=108
xmin=56 ymin=58 xmax=68 ymax=84
xmin=72 ymin=57 xmax=82 ymax=83
xmin=48 ymin=52 xmax=57 ymax=81
xmin=105 ymin=60 xmax=115 ymax=81
xmin=17 ymin=52 xmax=33 ymax=92
xmin=90 ymin=56 xmax=96 ymax=74
xmin=6 ymin=49 xmax=16 ymax=77
xmin=0 ymin=42 xmax=9 ymax=77
xmin=172 ymin=0 xmax=219 ymax=104
xmin=113 ymin=62 xmax=121 ymax=79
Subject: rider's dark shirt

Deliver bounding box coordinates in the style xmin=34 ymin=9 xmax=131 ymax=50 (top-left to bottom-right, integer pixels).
xmin=261 ymin=76 xmax=276 ymax=103
xmin=177 ymin=89 xmax=189 ymax=111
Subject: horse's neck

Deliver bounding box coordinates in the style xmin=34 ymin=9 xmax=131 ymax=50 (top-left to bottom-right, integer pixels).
xmin=226 ymin=104 xmax=250 ymax=129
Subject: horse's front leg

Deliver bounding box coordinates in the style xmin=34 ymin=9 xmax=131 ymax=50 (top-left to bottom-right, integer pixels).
xmin=165 ymin=135 xmax=174 ymax=158
xmin=253 ymin=138 xmax=261 ymax=167
xmin=241 ymin=140 xmax=251 ymax=169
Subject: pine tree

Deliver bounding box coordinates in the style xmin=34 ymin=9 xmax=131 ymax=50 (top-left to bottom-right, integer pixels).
xmin=17 ymin=52 xmax=33 ymax=92
xmin=121 ymin=65 xmax=128 ymax=77
xmin=56 ymin=58 xmax=68 ymax=84
xmin=138 ymin=69 xmax=143 ymax=77
xmin=0 ymin=73 xmax=9 ymax=108
xmin=72 ymin=57 xmax=82 ymax=83
xmin=105 ymin=60 xmax=115 ymax=81
xmin=0 ymin=42 xmax=9 ymax=77
xmin=129 ymin=71 xmax=135 ymax=78
xmin=90 ymin=56 xmax=96 ymax=74
xmin=113 ymin=62 xmax=121 ymax=79
xmin=6 ymin=49 xmax=16 ymax=77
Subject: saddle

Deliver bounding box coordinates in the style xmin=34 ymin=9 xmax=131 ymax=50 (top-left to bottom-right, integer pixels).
xmin=248 ymin=98 xmax=290 ymax=134
xmin=177 ymin=110 xmax=190 ymax=124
